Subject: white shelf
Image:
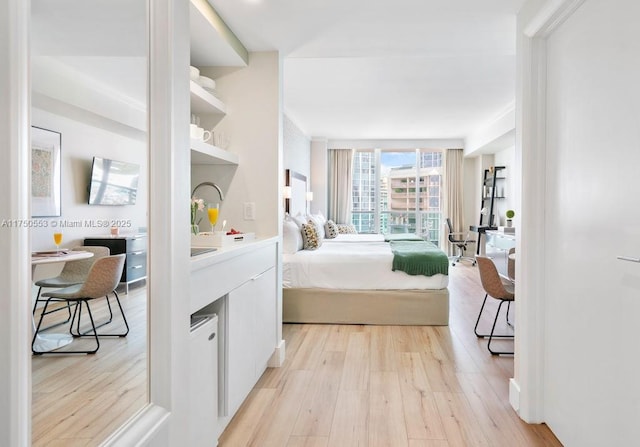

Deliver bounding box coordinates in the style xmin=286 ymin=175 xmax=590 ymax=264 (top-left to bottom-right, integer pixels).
xmin=189 ymin=0 xmax=248 ymax=67
xmin=190 ymin=80 xmax=226 ymax=116
xmin=190 ymin=139 xmax=238 ymax=165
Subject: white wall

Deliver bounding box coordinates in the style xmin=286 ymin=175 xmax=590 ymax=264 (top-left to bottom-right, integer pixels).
xmin=30 ymin=108 xmax=147 ymax=251
xmin=543 ymin=0 xmax=640 ymax=444
xmin=283 ymin=114 xmax=310 ymax=179
xmin=310 ymin=139 xmax=328 ymax=216
xmin=198 ymin=52 xmax=281 ymax=238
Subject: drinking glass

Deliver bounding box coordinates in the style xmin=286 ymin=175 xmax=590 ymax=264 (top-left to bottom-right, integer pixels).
xmin=207 ymin=203 xmax=219 ymax=233
xmin=53 ymin=232 xmax=63 ymax=252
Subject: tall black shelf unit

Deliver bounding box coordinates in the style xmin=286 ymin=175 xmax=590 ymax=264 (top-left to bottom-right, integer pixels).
xmin=470 ymin=166 xmax=506 ymax=254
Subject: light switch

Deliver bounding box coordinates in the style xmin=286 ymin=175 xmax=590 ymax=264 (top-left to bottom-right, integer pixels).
xmin=243 ymin=202 xmax=255 ymax=220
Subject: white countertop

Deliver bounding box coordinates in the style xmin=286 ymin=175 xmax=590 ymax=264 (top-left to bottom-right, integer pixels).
xmin=190 ymin=236 xmax=278 ymax=272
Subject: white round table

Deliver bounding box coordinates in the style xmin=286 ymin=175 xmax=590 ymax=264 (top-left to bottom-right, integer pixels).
xmin=31 ymin=250 xmax=94 ymax=353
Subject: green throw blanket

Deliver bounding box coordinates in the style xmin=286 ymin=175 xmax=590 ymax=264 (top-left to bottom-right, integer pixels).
xmin=384 ymin=233 xmax=425 ymax=242
xmin=390 ymin=240 xmax=449 ymax=277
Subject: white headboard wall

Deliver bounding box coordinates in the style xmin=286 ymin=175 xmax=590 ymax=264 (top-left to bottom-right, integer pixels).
xmin=285 ymin=169 xmax=307 ymax=216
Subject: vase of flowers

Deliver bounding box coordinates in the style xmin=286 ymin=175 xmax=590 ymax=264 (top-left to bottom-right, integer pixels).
xmin=191 ymin=197 xmax=205 ymax=235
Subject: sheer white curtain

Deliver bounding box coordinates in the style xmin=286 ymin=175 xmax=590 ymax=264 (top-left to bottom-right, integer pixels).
xmin=444 ymin=148 xmax=465 ymax=255
xmin=327 ymin=149 xmax=353 ymax=224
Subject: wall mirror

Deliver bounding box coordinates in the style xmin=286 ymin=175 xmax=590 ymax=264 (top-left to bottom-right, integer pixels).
xmin=30 ymin=0 xmax=149 ymax=444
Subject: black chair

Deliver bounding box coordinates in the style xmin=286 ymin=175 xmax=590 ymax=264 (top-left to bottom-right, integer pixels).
xmin=445 ymin=217 xmax=476 ymax=266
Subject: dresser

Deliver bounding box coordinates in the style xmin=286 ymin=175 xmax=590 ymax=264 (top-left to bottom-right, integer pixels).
xmin=84 ymin=234 xmax=147 ymax=293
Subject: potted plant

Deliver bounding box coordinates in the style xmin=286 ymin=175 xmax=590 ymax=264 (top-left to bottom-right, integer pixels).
xmin=505 ymin=209 xmax=515 ymax=227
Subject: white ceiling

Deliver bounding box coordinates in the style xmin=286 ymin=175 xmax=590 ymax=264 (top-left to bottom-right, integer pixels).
xmin=210 ymin=0 xmax=525 ymax=140
xmin=30 ymin=0 xmax=525 ymax=142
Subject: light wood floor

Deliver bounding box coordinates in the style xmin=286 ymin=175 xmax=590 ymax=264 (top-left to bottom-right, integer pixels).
xmin=219 ymin=263 xmax=562 ymax=447
xmin=31 ymin=283 xmax=147 ymax=447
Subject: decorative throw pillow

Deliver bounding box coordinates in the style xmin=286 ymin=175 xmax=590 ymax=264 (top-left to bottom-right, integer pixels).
xmin=337 ymin=223 xmax=357 ymax=234
xmin=301 ymin=222 xmax=322 ymax=250
xmin=283 ymin=218 xmax=303 ymax=254
xmin=307 ymin=215 xmax=325 ymax=239
xmin=325 ymin=220 xmax=338 ymax=239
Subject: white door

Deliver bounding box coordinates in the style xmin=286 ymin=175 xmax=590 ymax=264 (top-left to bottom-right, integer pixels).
xmin=542 ymin=1 xmax=640 ymax=445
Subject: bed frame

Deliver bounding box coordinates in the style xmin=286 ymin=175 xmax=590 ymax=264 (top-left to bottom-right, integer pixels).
xmin=283 ymin=288 xmax=449 ymax=326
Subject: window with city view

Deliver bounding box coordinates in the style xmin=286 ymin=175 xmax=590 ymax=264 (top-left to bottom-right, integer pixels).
xmin=350 ymin=149 xmax=442 ymax=244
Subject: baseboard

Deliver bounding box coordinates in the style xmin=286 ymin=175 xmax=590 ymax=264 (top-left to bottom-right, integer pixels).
xmin=268 ymin=339 xmax=285 ymax=367
xmin=509 ymin=378 xmax=521 ymax=413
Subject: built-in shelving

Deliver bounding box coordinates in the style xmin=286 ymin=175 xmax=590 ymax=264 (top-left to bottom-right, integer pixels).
xmin=190 ymin=80 xmax=226 ymax=117
xmin=190 ymin=139 xmax=238 ymax=165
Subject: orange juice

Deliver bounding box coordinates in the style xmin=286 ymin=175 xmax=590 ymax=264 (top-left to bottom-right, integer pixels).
xmin=207 ymin=207 xmax=219 ymax=226
xmin=53 ymin=232 xmax=63 ymax=246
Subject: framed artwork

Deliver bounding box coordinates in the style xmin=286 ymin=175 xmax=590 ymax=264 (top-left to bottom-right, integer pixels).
xmin=31 ymin=126 xmax=62 ymax=217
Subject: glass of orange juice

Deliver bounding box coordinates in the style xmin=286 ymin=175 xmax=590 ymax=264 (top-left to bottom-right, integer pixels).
xmin=53 ymin=232 xmax=63 ymax=252
xmin=207 ymin=203 xmax=219 ymax=233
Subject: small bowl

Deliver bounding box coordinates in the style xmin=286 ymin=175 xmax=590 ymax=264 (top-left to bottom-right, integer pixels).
xmin=198 ymin=75 xmax=216 ymax=90
xmin=189 ymin=66 xmax=200 ymax=81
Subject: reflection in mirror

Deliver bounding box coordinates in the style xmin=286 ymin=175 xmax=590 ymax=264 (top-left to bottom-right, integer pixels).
xmin=30 ymin=0 xmax=148 ymax=444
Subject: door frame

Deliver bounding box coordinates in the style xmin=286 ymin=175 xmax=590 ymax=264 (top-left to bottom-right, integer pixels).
xmin=0 ymin=0 xmax=193 ymax=444
xmin=512 ymin=0 xmax=586 ymax=423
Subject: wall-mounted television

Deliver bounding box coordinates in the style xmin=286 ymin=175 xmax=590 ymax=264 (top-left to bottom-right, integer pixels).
xmin=88 ymin=157 xmax=140 ymax=205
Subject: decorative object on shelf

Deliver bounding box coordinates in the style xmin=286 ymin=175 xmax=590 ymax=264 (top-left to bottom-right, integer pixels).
xmin=197 ymin=75 xmax=216 ymax=90
xmin=191 ymin=197 xmax=205 ymax=235
xmin=505 ymin=209 xmax=515 ymax=227
xmin=190 ymin=123 xmax=212 ymax=142
xmin=189 ymin=65 xmax=200 ymax=81
xmin=213 ymin=131 xmax=229 ymax=149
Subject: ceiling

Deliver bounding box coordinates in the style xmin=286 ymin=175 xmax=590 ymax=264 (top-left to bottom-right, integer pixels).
xmin=211 ymin=0 xmax=525 ymax=141
xmin=30 ymin=0 xmax=525 ymax=143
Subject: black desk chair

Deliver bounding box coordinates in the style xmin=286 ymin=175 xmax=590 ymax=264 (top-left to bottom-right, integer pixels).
xmin=446 ymin=217 xmax=476 ymax=266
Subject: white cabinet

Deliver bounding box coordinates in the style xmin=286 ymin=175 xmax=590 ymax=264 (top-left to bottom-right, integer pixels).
xmin=227 ymin=265 xmax=276 ymax=415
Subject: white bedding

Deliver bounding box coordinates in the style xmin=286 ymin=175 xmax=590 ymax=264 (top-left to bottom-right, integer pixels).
xmin=322 ymin=233 xmax=385 ymax=243
xmin=283 ymin=241 xmax=448 ymax=290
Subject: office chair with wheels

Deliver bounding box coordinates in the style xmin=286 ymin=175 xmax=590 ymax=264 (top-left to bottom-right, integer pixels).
xmin=475 ymin=256 xmax=514 ymax=355
xmin=445 ymin=217 xmax=476 ymax=266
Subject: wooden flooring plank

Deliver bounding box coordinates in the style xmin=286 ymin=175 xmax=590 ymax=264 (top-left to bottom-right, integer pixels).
xmin=433 ymin=392 xmax=491 ymax=447
xmin=246 ymin=370 xmax=314 ymax=447
xmin=286 ymin=436 xmax=329 ymax=447
xmin=327 ymin=389 xmax=369 ymax=447
xmin=292 ymin=351 xmax=345 ymax=437
xmin=370 ymin=325 xmax=397 ymax=372
xmin=219 ymin=388 xmax=277 ymax=447
xmin=369 ymin=371 xmax=409 ymax=447
xmin=339 ymin=331 xmax=371 ymax=391
xmin=397 ymin=352 xmax=445 ymax=440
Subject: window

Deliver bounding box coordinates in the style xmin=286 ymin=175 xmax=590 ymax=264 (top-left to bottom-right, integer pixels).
xmin=350 ymin=149 xmax=443 ymax=245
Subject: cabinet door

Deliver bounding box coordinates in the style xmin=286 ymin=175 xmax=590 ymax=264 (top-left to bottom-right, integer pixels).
xmin=189 ymin=316 xmax=218 ymax=446
xmin=252 ymin=267 xmax=276 ymax=375
xmin=227 ymin=281 xmax=255 ymax=416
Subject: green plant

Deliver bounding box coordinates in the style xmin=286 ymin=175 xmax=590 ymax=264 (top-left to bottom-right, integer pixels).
xmin=505 ymin=209 xmax=515 ymax=219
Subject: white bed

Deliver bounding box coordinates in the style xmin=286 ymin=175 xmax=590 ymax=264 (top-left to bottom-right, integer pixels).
xmin=283 ymin=169 xmax=449 ymax=325
xmin=283 ymin=240 xmax=448 ymax=290
xmin=282 ymin=237 xmax=449 ymax=326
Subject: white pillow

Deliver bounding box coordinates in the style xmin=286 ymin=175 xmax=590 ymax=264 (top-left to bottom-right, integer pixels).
xmin=308 ymin=214 xmax=326 ymax=239
xmin=283 ymin=219 xmax=303 ymax=254
xmin=291 ymin=213 xmax=307 ymax=229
